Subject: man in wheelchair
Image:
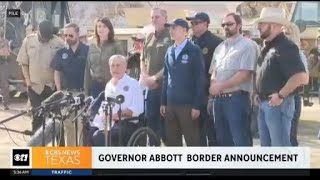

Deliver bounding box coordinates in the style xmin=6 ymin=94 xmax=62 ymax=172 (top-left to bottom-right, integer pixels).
xmin=90 ymin=55 xmax=144 ymax=146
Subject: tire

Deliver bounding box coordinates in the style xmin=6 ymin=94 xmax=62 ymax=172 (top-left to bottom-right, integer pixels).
xmin=127 ymin=127 xmax=161 ymax=146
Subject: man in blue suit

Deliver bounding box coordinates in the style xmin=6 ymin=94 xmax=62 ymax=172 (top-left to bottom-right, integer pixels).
xmin=160 ymin=19 xmax=206 ymax=146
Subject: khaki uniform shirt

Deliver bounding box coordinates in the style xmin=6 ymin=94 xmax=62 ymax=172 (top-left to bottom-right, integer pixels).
xmin=84 ymin=38 xmax=125 ymax=95
xmin=16 ymin=34 xmax=64 ymax=94
xmin=141 ymin=28 xmax=172 ymax=76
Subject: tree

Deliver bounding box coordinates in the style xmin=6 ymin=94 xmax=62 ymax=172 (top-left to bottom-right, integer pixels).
xmin=147 ymin=1 xmax=164 ymax=8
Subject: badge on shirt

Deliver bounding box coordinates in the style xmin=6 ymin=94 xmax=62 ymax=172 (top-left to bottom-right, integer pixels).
xmin=202 ymin=47 xmax=208 ymax=55
xmin=181 ymin=54 xmax=189 ymax=64
xmin=62 ymin=53 xmax=68 ymax=60
xmin=123 ymin=85 xmax=129 ymax=91
xmin=163 ymin=37 xmax=170 ymax=44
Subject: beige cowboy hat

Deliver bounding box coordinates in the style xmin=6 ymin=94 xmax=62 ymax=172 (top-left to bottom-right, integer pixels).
xmin=252 ymin=7 xmax=291 ymax=27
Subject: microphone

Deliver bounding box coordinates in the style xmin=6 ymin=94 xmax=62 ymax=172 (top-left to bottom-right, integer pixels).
xmin=70 ymin=93 xmax=85 ymax=106
xmin=106 ymin=97 xmax=117 ymax=103
xmin=88 ymin=91 xmax=105 ymax=111
xmin=116 ymin=95 xmax=125 ymax=104
xmin=41 ymin=91 xmax=66 ymax=106
xmin=106 ymin=95 xmax=125 ymax=104
xmin=84 ymin=96 xmax=94 ymax=106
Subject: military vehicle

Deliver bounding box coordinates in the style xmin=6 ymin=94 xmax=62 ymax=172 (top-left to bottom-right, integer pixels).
xmin=114 ymin=28 xmax=144 ymax=55
xmin=235 ymin=1 xmax=320 ymax=50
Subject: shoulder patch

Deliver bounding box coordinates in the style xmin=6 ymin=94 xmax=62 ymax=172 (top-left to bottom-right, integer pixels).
xmin=62 ymin=52 xmax=68 ymax=60
xmin=202 ymin=47 xmax=208 ymax=54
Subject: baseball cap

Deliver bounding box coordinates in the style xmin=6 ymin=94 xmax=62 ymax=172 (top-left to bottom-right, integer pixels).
xmin=165 ymin=19 xmax=189 ymax=30
xmin=38 ymin=20 xmax=54 ymax=39
xmin=131 ymin=33 xmax=145 ymax=41
xmin=186 ymin=12 xmax=210 ymax=24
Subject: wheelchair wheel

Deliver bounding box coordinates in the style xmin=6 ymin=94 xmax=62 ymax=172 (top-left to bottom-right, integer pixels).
xmin=127 ymin=127 xmax=161 ymax=146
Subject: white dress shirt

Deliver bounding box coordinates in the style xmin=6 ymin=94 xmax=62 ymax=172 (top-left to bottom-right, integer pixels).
xmin=92 ymin=74 xmax=144 ymax=130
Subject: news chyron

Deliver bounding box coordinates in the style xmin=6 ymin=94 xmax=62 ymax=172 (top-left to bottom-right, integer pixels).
xmin=10 ymin=147 xmax=92 ymax=176
xmin=9 ymin=147 xmax=311 ymax=176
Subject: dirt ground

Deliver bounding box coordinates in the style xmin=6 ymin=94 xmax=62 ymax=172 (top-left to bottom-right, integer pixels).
xmin=0 ymin=98 xmax=319 ymax=169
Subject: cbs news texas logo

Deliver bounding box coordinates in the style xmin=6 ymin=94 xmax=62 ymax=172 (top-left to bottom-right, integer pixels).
xmin=11 ymin=147 xmax=91 ymax=169
xmin=11 ymin=148 xmax=31 ymax=168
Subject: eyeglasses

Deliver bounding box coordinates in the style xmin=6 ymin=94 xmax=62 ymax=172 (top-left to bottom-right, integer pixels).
xmin=191 ymin=21 xmax=203 ymax=26
xmin=64 ymin=34 xmax=74 ymax=38
xmin=221 ymin=22 xmax=235 ymax=27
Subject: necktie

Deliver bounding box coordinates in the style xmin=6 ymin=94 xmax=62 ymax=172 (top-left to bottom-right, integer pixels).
xmin=171 ymin=47 xmax=176 ymax=61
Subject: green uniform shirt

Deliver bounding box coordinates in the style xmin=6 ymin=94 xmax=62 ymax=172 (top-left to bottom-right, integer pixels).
xmin=141 ymin=28 xmax=172 ymax=76
xmin=84 ymin=38 xmax=125 ymax=95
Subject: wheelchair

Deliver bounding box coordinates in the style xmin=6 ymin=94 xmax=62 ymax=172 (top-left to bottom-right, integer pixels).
xmin=125 ymin=112 xmax=161 ymax=146
xmin=92 ymin=90 xmax=161 ymax=147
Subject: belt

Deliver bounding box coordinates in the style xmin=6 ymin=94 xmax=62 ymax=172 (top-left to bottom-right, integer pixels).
xmin=259 ymin=94 xmax=272 ymax=101
xmin=66 ymin=88 xmax=83 ymax=92
xmin=214 ymin=90 xmax=249 ymax=98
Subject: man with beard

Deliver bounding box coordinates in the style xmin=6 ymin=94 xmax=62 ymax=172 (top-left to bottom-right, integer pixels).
xmin=208 ymin=13 xmax=258 ymax=146
xmin=186 ymin=12 xmax=223 ymax=146
xmin=17 ymin=20 xmax=64 ymax=135
xmin=50 ymin=23 xmax=89 ymax=146
xmin=255 ymin=8 xmax=308 ymax=146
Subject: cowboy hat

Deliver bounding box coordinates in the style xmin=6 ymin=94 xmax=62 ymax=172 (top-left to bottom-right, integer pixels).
xmin=252 ymin=7 xmax=291 ymax=27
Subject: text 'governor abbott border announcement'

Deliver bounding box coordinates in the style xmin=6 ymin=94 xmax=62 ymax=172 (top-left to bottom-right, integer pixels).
xmin=92 ymin=147 xmax=310 ymax=169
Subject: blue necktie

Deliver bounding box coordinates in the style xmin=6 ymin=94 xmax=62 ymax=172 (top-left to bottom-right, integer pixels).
xmin=171 ymin=47 xmax=176 ymax=61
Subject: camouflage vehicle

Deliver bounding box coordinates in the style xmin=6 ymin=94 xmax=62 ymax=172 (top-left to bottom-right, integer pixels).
xmin=114 ymin=27 xmax=145 ymax=55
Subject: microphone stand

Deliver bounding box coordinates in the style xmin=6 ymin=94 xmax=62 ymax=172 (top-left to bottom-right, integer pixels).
xmin=118 ymin=104 xmax=122 ymax=146
xmin=71 ymin=103 xmax=89 ymax=146
xmin=104 ymin=101 xmax=114 ymax=147
xmin=51 ymin=112 xmax=56 ymax=147
xmin=74 ymin=105 xmax=79 ymax=147
xmin=50 ymin=106 xmax=62 ymax=147
xmin=0 ymin=96 xmax=68 ymax=125
xmin=39 ymin=107 xmax=46 ymax=147
xmin=0 ymin=110 xmax=28 ymax=125
xmin=81 ymin=103 xmax=92 ymax=146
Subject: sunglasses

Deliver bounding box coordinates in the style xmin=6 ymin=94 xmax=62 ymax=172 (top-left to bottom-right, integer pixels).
xmin=221 ymin=22 xmax=235 ymax=27
xmin=64 ymin=34 xmax=74 ymax=38
xmin=191 ymin=21 xmax=203 ymax=26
